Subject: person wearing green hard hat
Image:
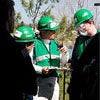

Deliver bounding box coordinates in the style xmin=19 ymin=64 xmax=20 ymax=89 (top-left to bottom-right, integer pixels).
xmin=38 ymin=15 xmax=59 ymax=31
xmin=14 ymin=26 xmax=35 ymax=54
xmin=74 ymin=8 xmax=93 ymax=28
xmin=14 ymin=25 xmax=51 ymax=100
xmin=67 ymin=8 xmax=100 ymax=100
xmin=15 ymin=26 xmax=35 ymax=42
xmin=14 ymin=26 xmax=37 ymax=100
xmin=33 ymin=16 xmax=69 ymax=100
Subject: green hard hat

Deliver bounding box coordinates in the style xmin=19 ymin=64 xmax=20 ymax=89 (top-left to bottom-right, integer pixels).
xmin=14 ymin=26 xmax=35 ymax=42
xmin=38 ymin=16 xmax=59 ymax=31
xmin=74 ymin=8 xmax=93 ymax=28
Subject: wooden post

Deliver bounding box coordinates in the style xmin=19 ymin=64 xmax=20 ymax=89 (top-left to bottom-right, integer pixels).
xmin=63 ymin=71 xmax=66 ymax=100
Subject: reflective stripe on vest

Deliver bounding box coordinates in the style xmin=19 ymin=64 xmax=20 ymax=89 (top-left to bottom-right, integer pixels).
xmin=34 ymin=39 xmax=60 ymax=77
xmin=36 ymin=54 xmax=60 ymax=62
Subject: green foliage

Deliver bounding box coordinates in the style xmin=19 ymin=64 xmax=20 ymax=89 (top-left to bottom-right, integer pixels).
xmin=14 ymin=11 xmax=31 ymax=32
xmin=20 ymin=0 xmax=59 ymax=24
xmin=56 ymin=16 xmax=76 ymax=46
xmin=17 ymin=0 xmax=77 ymax=45
xmin=56 ymin=15 xmax=67 ymax=35
xmin=59 ymin=70 xmax=70 ymax=100
xmin=57 ymin=63 xmax=71 ymax=100
xmin=21 ymin=0 xmax=29 ymax=7
xmin=14 ymin=12 xmax=22 ymax=32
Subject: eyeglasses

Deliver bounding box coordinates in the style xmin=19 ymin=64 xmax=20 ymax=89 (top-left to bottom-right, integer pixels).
xmin=79 ymin=23 xmax=86 ymax=28
xmin=75 ymin=23 xmax=87 ymax=32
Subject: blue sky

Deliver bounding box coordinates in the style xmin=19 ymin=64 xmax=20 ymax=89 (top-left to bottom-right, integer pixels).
xmin=14 ymin=0 xmax=32 ymax=24
xmin=14 ymin=0 xmax=53 ymax=24
xmin=14 ymin=0 xmax=100 ymax=27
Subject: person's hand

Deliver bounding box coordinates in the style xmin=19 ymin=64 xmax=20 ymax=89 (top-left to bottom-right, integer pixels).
xmin=58 ymin=41 xmax=68 ymax=53
xmin=42 ymin=67 xmax=49 ymax=75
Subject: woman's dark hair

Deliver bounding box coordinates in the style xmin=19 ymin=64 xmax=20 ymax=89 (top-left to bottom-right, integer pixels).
xmin=0 ymin=0 xmax=14 ymax=9
xmin=0 ymin=0 xmax=15 ymax=33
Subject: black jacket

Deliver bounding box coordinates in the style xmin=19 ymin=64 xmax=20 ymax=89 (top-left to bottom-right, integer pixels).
xmin=77 ymin=32 xmax=99 ymax=100
xmin=0 ymin=31 xmax=37 ymax=100
xmin=71 ymin=35 xmax=91 ymax=69
xmin=67 ymin=32 xmax=99 ymax=100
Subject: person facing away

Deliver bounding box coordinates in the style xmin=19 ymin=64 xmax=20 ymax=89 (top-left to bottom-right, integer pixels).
xmin=14 ymin=26 xmax=38 ymax=100
xmin=67 ymin=8 xmax=100 ymax=100
xmin=14 ymin=25 xmax=51 ymax=100
xmin=0 ymin=0 xmax=37 ymax=100
xmin=33 ymin=16 xmax=69 ymax=100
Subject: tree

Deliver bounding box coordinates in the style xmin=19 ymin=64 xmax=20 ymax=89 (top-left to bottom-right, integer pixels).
xmin=14 ymin=11 xmax=22 ymax=31
xmin=20 ymin=0 xmax=59 ymax=27
xmin=51 ymin=0 xmax=100 ymax=46
xmin=52 ymin=0 xmax=100 ymax=28
xmin=56 ymin=15 xmax=67 ymax=41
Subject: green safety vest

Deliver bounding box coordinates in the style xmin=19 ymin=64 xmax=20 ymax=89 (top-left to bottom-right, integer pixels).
xmin=76 ymin=36 xmax=89 ymax=59
xmin=34 ymin=39 xmax=60 ymax=77
xmin=97 ymin=30 xmax=100 ymax=33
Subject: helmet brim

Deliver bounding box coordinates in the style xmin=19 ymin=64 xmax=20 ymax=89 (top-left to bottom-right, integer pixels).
xmin=39 ymin=25 xmax=59 ymax=31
